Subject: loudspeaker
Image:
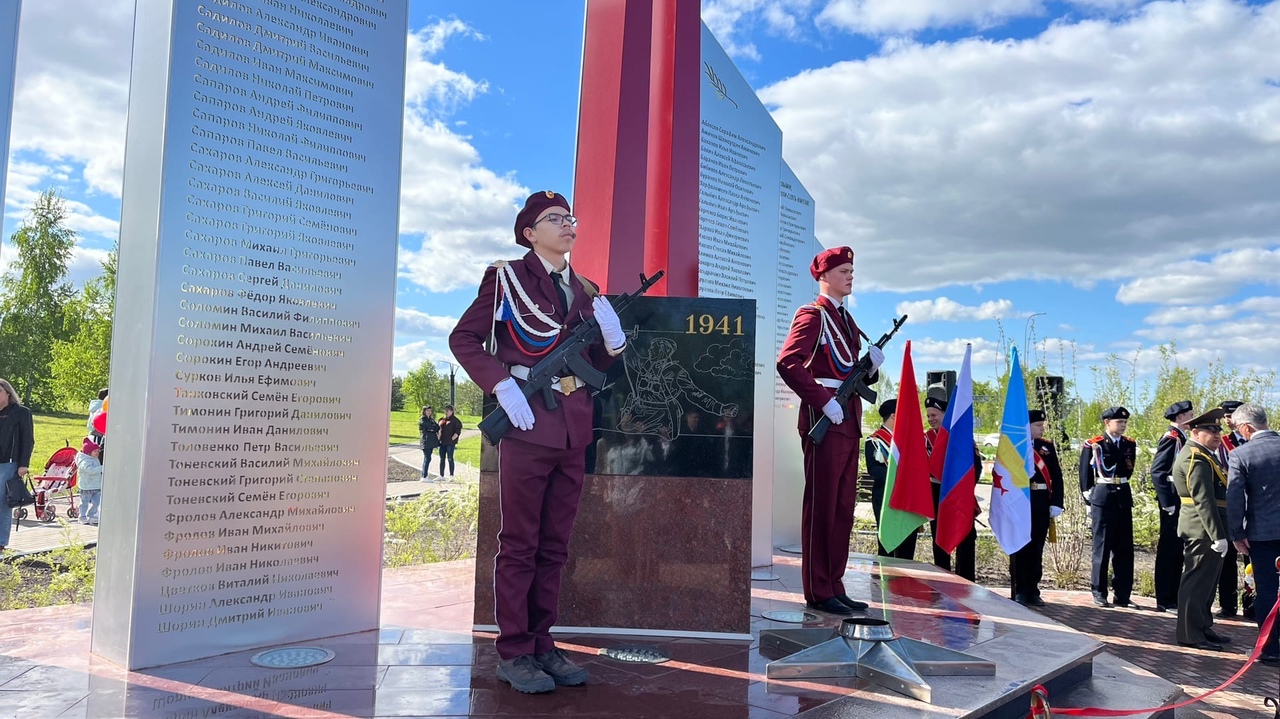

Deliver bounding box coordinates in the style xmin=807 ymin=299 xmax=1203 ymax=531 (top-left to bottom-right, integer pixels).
xmin=1035 ymin=375 xmax=1064 ymax=398
xmin=926 ymin=370 xmax=957 ymax=401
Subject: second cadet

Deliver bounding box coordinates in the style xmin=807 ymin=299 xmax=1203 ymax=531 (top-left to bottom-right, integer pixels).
xmin=1151 ymin=400 xmax=1193 ymax=613
xmin=1079 ymin=406 xmax=1138 ymax=608
xmin=867 ymin=399 xmax=917 ymax=559
xmin=1010 ymin=409 xmax=1065 ymax=606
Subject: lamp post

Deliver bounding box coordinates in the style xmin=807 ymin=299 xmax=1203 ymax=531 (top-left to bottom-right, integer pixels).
xmin=1113 ymin=356 xmax=1138 ymax=407
xmin=1023 ymin=312 xmax=1046 ymax=360
xmin=436 ymin=360 xmax=458 ymax=407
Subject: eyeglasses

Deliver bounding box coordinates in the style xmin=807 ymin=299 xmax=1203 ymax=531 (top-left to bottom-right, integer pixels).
xmin=533 ymin=213 xmax=577 ymax=228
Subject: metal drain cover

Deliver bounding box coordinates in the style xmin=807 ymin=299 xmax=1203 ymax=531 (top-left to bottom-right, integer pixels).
xmin=751 ymin=570 xmax=781 ymax=581
xmin=599 ymin=645 xmax=671 ymax=664
xmin=761 ymin=610 xmax=819 ymax=624
xmin=250 ymin=646 xmax=335 ymax=668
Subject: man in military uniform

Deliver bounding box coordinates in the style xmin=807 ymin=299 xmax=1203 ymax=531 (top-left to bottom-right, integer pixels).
xmin=1173 ymin=407 xmax=1233 ymax=649
xmin=1079 ymin=406 xmax=1139 ymax=608
xmin=1151 ymin=400 xmax=1192 ymax=613
xmin=1215 ymin=400 xmax=1246 ymax=617
xmin=1011 ymin=409 xmax=1065 ymax=606
xmin=924 ymin=395 xmax=982 ymax=581
xmin=777 ymin=246 xmax=884 ymax=615
xmin=866 ymin=399 xmax=917 ymax=559
xmin=449 ymin=191 xmax=627 ymax=694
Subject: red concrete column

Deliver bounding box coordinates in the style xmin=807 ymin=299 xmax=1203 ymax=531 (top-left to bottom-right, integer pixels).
xmin=571 ymin=0 xmax=652 ymax=294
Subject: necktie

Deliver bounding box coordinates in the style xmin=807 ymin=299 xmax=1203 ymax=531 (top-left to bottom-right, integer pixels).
xmin=838 ymin=306 xmax=852 ymax=332
xmin=549 ymin=271 xmax=570 ymax=315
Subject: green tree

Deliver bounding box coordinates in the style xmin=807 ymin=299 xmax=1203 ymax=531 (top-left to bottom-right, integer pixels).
xmin=455 ymin=378 xmax=483 ymax=416
xmin=0 ymin=190 xmax=78 ymax=408
xmin=402 ymin=361 xmax=447 ymax=410
xmin=50 ymin=249 xmax=117 ymax=410
xmin=389 ymin=376 xmax=406 ymax=411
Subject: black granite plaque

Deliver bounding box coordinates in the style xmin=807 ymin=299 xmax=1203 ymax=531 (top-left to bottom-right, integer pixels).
xmin=590 ymin=296 xmax=756 ymax=479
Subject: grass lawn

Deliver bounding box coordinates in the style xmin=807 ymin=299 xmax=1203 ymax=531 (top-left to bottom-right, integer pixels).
xmin=388 ymin=410 xmax=480 ymax=446
xmin=31 ymin=412 xmax=91 ymax=467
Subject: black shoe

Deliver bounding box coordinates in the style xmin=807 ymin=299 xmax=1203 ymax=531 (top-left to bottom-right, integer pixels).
xmin=496 ymin=655 xmax=555 ymax=693
xmin=533 ymin=648 xmax=589 ymax=687
xmin=807 ymin=598 xmax=854 ymax=615
xmin=1203 ymin=629 xmax=1232 ymax=645
xmin=1113 ymin=599 xmax=1140 ymax=610
xmin=1014 ymin=594 xmax=1030 ymax=606
xmin=1028 ymin=595 xmax=1047 ymax=607
xmin=1178 ymin=640 xmax=1224 ymax=651
xmin=1092 ymin=596 xmax=1111 ymax=607
xmin=1258 ymin=653 xmax=1279 ymax=666
xmin=1215 ymin=608 xmax=1238 ymax=618
xmin=1154 ymin=604 xmax=1170 ymax=613
xmin=834 ymin=594 xmax=868 ymax=611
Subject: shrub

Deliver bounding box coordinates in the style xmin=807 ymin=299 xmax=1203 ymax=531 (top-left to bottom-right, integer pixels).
xmin=383 ymin=483 xmax=479 ymax=567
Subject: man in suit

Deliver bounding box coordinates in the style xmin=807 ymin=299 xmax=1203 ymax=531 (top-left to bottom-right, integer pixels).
xmin=1215 ymin=399 xmax=1246 ymax=617
xmin=1172 ymin=407 xmax=1233 ymax=650
xmin=1150 ymin=400 xmax=1192 ymax=612
xmin=1079 ymin=406 xmax=1139 ymax=608
xmin=1011 ymin=409 xmax=1065 ymax=606
xmin=449 ymin=191 xmax=626 ymax=693
xmin=777 ymin=246 xmax=884 ymax=615
xmin=866 ymin=399 xmax=917 ymax=559
xmin=1226 ymin=403 xmax=1280 ymax=665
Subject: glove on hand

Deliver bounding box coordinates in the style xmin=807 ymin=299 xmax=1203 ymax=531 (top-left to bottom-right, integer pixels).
xmin=494 ymin=378 xmax=535 ymax=431
xmin=1049 ymin=506 xmax=1064 ymax=519
xmin=867 ymin=345 xmax=885 ymax=370
xmin=1212 ymin=539 xmax=1229 ymax=557
xmin=593 ymin=297 xmax=625 ymax=350
xmin=822 ymin=398 xmax=844 ymax=425
xmin=1081 ymin=492 xmax=1091 ymax=504
xmin=1162 ymin=506 xmax=1177 ymax=516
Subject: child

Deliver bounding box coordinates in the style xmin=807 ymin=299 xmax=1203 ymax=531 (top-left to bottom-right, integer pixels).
xmin=75 ymin=438 xmax=103 ymax=525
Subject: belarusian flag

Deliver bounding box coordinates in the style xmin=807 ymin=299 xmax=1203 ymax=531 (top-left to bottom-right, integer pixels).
xmin=880 ymin=341 xmax=933 ymax=552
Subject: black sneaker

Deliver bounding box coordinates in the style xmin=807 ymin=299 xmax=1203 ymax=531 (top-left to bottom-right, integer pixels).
xmin=1215 ymin=607 xmax=1238 ymax=618
xmin=496 ymin=655 xmax=555 ymax=694
xmin=533 ymin=648 xmax=589 ymax=686
xmin=806 ymin=598 xmax=854 ymax=615
xmin=1203 ymin=628 xmax=1232 ymax=645
xmin=834 ymin=594 xmax=869 ymax=611
xmin=1028 ymin=595 xmax=1047 ymax=607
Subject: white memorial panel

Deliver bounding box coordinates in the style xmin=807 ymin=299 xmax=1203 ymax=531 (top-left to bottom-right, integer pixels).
xmin=0 ymin=0 xmax=19 ymax=210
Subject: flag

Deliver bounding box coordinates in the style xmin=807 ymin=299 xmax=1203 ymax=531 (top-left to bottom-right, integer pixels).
xmin=881 ymin=342 xmax=933 ymax=552
xmin=935 ymin=344 xmax=976 ymax=553
xmin=989 ymin=346 xmax=1034 ymax=554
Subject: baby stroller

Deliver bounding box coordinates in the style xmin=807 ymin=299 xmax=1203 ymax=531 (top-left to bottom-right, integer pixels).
xmin=11 ymin=445 xmax=80 ymax=524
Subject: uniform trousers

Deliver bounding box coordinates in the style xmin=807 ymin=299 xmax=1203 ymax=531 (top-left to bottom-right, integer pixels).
xmin=1248 ymin=539 xmax=1280 ymax=657
xmin=1010 ymin=491 xmax=1050 ymax=599
xmin=1177 ymin=536 xmax=1223 ymax=644
xmin=871 ymin=472 xmax=917 ymax=559
xmin=1153 ymin=506 xmax=1182 ymax=608
xmin=1218 ymin=542 xmax=1238 ymax=612
xmin=930 ymin=481 xmax=976 ymax=581
xmin=800 ymin=432 xmax=859 ymax=603
xmin=1089 ymin=485 xmax=1134 ymax=602
xmin=494 ymin=437 xmax=585 ymax=660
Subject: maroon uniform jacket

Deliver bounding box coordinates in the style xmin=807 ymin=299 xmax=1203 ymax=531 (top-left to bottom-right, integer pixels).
xmin=776 ymin=295 xmax=873 ymax=440
xmin=449 ymin=251 xmax=615 ymax=450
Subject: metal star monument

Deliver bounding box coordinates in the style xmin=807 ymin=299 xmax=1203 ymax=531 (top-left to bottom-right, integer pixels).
xmin=764 ymin=617 xmax=996 ymax=703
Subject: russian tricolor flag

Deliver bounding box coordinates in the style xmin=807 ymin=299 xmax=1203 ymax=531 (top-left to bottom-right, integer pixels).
xmin=936 ymin=344 xmax=977 ymax=554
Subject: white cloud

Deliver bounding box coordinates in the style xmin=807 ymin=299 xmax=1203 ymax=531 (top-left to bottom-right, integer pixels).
xmin=393 ymin=340 xmax=458 ymax=375
xmin=1142 ymin=296 xmax=1280 ymax=325
xmin=894 ymin=296 xmax=1018 ymax=322
xmin=817 ymin=0 xmax=1043 ymax=35
xmin=760 ymin=0 xmax=1280 ymax=293
xmin=395 ymin=308 xmax=459 ymax=338
xmin=396 ymin=21 xmax=530 ymax=293
xmin=1116 ymin=247 xmax=1280 ymax=305
xmin=909 ymin=337 xmax=1003 ymax=369
xmin=701 ymin=0 xmax=814 ymax=60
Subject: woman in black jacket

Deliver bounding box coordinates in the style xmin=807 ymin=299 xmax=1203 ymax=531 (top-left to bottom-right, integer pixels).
xmin=0 ymin=379 xmax=34 ymax=552
xmin=418 ymin=406 xmax=440 ymax=480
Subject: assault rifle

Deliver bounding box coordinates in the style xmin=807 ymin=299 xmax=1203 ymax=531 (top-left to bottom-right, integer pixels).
xmin=478 ymin=270 xmax=665 ymax=445
xmin=807 ymin=314 xmax=908 ymax=445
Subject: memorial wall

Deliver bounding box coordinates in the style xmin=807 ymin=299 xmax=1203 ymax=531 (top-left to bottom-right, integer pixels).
xmin=95 ymin=0 xmax=408 ymax=669
xmin=0 ymin=0 xmax=19 ymax=209
xmin=698 ymin=22 xmax=817 ymax=563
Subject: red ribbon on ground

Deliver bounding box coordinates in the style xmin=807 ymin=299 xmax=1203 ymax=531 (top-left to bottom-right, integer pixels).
xmin=1031 ymin=591 xmax=1279 ymax=717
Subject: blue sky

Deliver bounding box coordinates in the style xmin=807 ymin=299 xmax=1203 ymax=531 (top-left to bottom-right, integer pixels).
xmin=3 ymin=0 xmax=1279 ymax=399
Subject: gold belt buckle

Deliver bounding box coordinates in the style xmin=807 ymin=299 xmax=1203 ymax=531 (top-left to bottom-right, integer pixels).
xmin=558 ymin=376 xmax=577 ymax=396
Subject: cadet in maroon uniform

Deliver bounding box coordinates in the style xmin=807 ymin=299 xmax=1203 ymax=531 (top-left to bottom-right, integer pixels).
xmin=776 ymin=247 xmax=884 ymax=615
xmin=449 ymin=191 xmax=626 ymax=694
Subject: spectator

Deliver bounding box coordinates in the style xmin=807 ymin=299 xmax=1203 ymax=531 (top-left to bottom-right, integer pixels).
xmin=438 ymin=405 xmax=463 ymax=478
xmin=419 ymin=406 xmax=439 ymax=481
xmin=0 ymin=379 xmax=34 ymax=552
xmin=87 ymin=388 xmax=107 ymax=435
xmin=1226 ymin=403 xmax=1280 ymax=665
xmin=75 ymin=438 xmax=103 ymax=525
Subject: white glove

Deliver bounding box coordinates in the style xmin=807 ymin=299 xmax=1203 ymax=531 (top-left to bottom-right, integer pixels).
xmin=1081 ymin=492 xmax=1091 ymax=504
xmin=1162 ymin=506 xmax=1176 ymax=516
xmin=1212 ymin=539 xmax=1229 ymax=557
xmin=867 ymin=345 xmax=885 ymax=370
xmin=493 ymin=377 xmax=535 ymax=432
xmin=822 ymin=398 xmax=844 ymax=425
xmin=593 ymin=297 xmax=625 ymax=350
xmin=1050 ymin=506 xmax=1063 ymax=519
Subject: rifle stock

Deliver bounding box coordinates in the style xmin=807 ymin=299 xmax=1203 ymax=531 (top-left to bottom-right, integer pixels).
xmin=807 ymin=314 xmax=908 ymax=445
xmin=478 ymin=271 xmax=665 ymax=445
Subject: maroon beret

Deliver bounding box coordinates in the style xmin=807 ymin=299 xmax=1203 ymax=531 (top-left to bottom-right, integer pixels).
xmin=810 ymin=246 xmax=855 ymax=280
xmin=514 ymin=191 xmax=571 ymax=248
